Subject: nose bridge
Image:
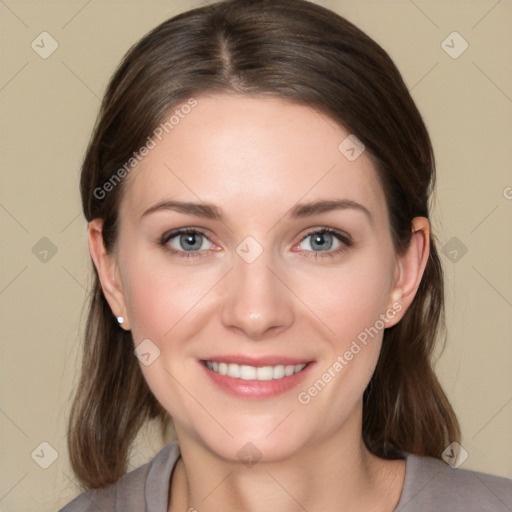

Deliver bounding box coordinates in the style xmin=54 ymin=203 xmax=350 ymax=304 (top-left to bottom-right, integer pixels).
xmin=220 ymin=238 xmax=294 ymax=339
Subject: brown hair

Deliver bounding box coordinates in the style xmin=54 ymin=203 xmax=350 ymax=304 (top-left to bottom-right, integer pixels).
xmin=68 ymin=0 xmax=460 ymax=490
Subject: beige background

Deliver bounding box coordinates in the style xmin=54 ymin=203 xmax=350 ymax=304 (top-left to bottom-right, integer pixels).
xmin=0 ymin=0 xmax=511 ymax=510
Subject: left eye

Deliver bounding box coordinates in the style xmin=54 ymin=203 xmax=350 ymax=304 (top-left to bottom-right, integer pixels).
xmin=297 ymin=229 xmax=348 ymax=253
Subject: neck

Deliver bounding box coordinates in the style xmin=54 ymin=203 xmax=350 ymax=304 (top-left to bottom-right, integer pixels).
xmin=168 ymin=415 xmax=405 ymax=512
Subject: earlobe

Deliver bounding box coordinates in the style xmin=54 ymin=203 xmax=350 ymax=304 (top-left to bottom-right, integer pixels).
xmin=88 ymin=219 xmax=130 ymax=330
xmin=385 ymin=217 xmax=430 ymax=327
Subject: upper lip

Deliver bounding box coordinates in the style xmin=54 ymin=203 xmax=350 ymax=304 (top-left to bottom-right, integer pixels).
xmin=201 ymin=355 xmax=313 ymax=367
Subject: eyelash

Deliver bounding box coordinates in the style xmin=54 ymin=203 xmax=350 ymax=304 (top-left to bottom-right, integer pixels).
xmin=158 ymin=227 xmax=352 ymax=260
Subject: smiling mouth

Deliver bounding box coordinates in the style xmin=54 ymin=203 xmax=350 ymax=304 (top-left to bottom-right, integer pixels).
xmin=204 ymin=361 xmax=307 ymax=381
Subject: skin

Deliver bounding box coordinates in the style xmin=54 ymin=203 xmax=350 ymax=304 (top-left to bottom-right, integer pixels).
xmin=89 ymin=93 xmax=430 ymax=512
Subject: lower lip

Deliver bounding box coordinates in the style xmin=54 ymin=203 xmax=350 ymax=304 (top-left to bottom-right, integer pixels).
xmin=200 ymin=360 xmax=315 ymax=399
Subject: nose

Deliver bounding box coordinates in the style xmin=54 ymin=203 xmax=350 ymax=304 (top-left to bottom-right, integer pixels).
xmin=220 ymin=247 xmax=295 ymax=341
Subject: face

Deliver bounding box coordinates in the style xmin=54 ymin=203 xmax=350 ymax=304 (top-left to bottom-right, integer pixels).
xmin=93 ymin=93 xmax=421 ymax=463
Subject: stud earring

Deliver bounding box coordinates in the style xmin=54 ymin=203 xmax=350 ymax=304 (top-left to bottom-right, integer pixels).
xmin=117 ymin=316 xmax=124 ymax=325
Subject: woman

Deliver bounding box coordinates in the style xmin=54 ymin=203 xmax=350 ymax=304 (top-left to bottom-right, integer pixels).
xmin=60 ymin=0 xmax=512 ymax=510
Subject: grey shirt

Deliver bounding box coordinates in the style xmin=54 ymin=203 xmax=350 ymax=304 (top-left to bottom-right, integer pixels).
xmin=59 ymin=441 xmax=512 ymax=511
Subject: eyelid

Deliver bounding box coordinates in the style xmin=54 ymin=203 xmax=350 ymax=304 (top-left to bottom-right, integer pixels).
xmin=161 ymin=226 xmax=212 ymax=241
xmin=298 ymin=227 xmax=352 ymax=245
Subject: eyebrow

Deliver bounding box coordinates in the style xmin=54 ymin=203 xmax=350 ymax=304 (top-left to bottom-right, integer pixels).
xmin=141 ymin=199 xmax=372 ymax=223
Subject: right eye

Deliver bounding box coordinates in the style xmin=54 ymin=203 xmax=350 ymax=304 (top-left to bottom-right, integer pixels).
xmin=160 ymin=228 xmax=217 ymax=258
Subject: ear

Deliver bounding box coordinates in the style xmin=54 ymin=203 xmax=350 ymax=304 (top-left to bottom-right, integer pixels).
xmin=88 ymin=219 xmax=130 ymax=330
xmin=385 ymin=217 xmax=430 ymax=327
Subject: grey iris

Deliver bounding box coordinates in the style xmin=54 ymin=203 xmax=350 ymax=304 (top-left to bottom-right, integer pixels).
xmin=310 ymin=232 xmax=333 ymax=251
xmin=180 ymin=233 xmax=203 ymax=251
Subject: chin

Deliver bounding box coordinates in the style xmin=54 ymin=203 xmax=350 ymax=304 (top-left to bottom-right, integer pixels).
xmin=188 ymin=416 xmax=315 ymax=466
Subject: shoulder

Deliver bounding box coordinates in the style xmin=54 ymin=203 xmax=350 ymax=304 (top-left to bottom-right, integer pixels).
xmin=58 ymin=441 xmax=181 ymax=512
xmin=396 ymin=452 xmax=512 ymax=512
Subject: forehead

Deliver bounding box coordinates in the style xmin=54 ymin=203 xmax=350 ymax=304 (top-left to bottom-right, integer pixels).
xmin=120 ymin=93 xmax=387 ymax=225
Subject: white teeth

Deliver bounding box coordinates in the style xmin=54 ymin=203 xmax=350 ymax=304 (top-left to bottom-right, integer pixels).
xmin=206 ymin=361 xmax=306 ymax=380
xmin=240 ymin=365 xmax=257 ymax=380
xmin=227 ymin=363 xmax=240 ymax=378
xmin=284 ymin=365 xmax=295 ymax=377
xmin=273 ymin=365 xmax=285 ymax=379
xmin=256 ymin=366 xmax=274 ymax=381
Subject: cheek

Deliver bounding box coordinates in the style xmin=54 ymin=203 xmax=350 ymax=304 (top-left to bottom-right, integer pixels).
xmin=120 ymin=250 xmax=222 ymax=421
xmin=124 ymin=256 xmax=217 ymax=343
xmin=293 ymin=255 xmax=394 ymax=350
xmin=291 ymin=252 xmax=394 ymax=405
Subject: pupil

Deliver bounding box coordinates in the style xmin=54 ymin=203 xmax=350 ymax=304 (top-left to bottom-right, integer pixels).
xmin=312 ymin=232 xmax=332 ymax=251
xmin=182 ymin=233 xmax=201 ymax=251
